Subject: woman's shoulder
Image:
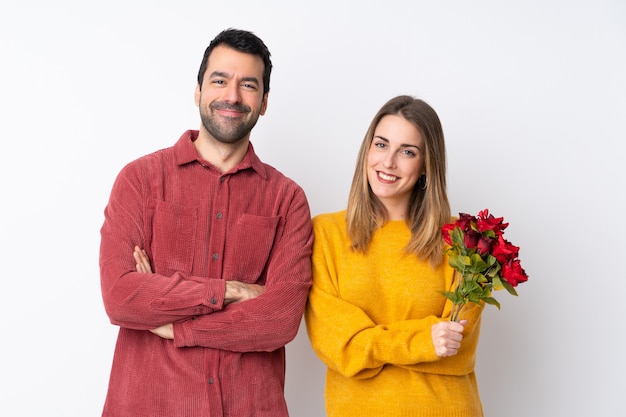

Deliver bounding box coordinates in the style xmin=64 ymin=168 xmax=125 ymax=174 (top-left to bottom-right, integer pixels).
xmin=313 ymin=210 xmax=347 ymax=239
xmin=311 ymin=210 xmax=350 ymax=252
xmin=313 ymin=210 xmax=346 ymax=224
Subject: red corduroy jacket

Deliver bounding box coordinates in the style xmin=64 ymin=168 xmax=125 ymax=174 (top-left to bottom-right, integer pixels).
xmin=99 ymin=130 xmax=313 ymax=416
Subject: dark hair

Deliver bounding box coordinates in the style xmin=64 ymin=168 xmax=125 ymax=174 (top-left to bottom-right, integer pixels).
xmin=197 ymin=28 xmax=272 ymax=95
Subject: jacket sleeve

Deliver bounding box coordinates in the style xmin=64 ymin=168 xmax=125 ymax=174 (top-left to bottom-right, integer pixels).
xmin=99 ymin=160 xmax=226 ymax=330
xmin=172 ymin=185 xmax=313 ymax=352
xmin=304 ymin=217 xmax=481 ymax=379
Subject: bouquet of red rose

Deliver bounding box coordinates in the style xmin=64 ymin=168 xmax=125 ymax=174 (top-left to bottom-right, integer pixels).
xmin=441 ymin=209 xmax=528 ymax=322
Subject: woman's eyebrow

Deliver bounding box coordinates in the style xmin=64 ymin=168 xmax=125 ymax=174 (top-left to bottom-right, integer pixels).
xmin=374 ymin=136 xmax=420 ymax=150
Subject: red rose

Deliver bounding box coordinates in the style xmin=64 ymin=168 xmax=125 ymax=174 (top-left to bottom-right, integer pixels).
xmin=477 ymin=209 xmax=508 ymax=236
xmin=476 ymin=236 xmax=493 ymax=255
xmin=501 ymin=259 xmax=529 ymax=287
xmin=441 ymin=223 xmax=456 ymax=245
xmin=463 ymin=229 xmax=481 ymax=249
xmin=457 ymin=213 xmax=476 ymax=232
xmin=491 ymin=234 xmax=519 ymax=263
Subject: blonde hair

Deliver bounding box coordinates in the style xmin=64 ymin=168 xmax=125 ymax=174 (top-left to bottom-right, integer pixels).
xmin=346 ymin=95 xmax=450 ymax=266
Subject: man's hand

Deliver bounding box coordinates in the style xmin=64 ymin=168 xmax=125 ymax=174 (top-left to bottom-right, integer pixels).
xmin=224 ymin=280 xmax=265 ymax=305
xmin=150 ymin=323 xmax=174 ymax=339
xmin=431 ymin=319 xmax=467 ymax=357
xmin=133 ymin=246 xmax=153 ymax=274
xmin=133 ymin=247 xmax=174 ymax=338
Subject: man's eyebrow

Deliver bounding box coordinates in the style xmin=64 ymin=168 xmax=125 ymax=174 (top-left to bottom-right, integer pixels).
xmin=240 ymin=76 xmax=260 ymax=85
xmin=209 ymin=70 xmax=229 ymax=79
xmin=209 ymin=71 xmax=260 ymax=85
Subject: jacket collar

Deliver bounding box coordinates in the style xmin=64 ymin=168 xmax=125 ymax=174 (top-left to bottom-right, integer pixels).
xmin=173 ymin=130 xmax=267 ymax=179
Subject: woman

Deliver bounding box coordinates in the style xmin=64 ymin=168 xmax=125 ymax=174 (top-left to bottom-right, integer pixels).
xmin=305 ymin=95 xmax=483 ymax=416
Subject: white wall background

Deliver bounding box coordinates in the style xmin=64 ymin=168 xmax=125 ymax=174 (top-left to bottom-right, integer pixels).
xmin=1 ymin=1 xmax=624 ymax=416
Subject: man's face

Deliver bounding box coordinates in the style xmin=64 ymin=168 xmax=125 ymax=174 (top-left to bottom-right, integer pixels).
xmin=195 ymin=45 xmax=268 ymax=144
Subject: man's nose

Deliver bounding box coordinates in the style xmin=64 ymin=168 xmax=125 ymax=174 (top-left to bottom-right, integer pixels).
xmin=223 ymin=83 xmax=242 ymax=103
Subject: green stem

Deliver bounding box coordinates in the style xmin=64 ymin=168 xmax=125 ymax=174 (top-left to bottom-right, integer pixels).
xmin=450 ymin=269 xmax=464 ymax=322
xmin=456 ymin=302 xmax=469 ymax=322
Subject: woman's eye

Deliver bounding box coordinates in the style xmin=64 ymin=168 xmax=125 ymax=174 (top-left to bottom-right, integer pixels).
xmin=401 ymin=149 xmax=416 ymax=157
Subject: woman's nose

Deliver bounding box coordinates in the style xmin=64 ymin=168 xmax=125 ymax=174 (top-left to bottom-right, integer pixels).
xmin=382 ymin=153 xmax=396 ymax=169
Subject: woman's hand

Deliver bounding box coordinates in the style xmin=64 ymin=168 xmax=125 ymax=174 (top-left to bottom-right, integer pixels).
xmin=431 ymin=319 xmax=467 ymax=357
xmin=133 ymin=246 xmax=153 ymax=274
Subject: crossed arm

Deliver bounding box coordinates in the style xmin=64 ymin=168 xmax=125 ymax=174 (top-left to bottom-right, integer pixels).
xmin=132 ymin=246 xmax=265 ymax=339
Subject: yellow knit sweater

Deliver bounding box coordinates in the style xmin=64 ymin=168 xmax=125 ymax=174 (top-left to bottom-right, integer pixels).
xmin=305 ymin=211 xmax=483 ymax=417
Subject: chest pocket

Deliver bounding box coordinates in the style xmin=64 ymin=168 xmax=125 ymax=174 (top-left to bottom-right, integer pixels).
xmin=150 ymin=199 xmax=198 ymax=275
xmin=224 ymin=213 xmax=281 ymax=284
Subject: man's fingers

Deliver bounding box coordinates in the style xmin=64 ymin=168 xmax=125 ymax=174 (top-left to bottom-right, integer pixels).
xmin=133 ymin=246 xmax=153 ymax=273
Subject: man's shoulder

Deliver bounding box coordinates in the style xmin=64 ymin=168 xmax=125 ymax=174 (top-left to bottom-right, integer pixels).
xmin=119 ymin=145 xmax=175 ymax=174
xmin=258 ymin=161 xmax=304 ymax=191
xmin=123 ymin=130 xmax=196 ymax=171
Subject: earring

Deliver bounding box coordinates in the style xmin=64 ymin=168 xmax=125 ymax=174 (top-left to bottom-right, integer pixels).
xmin=419 ymin=175 xmax=428 ymax=190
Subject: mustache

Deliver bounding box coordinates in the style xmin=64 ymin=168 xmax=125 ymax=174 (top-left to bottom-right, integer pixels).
xmin=210 ymin=101 xmax=251 ymax=113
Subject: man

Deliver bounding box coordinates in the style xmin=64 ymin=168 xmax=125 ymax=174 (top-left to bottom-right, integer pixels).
xmin=99 ymin=28 xmax=313 ymax=417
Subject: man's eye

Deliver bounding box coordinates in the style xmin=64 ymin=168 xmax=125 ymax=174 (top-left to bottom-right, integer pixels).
xmin=212 ymin=79 xmax=225 ymax=85
xmin=242 ymin=83 xmax=257 ymax=90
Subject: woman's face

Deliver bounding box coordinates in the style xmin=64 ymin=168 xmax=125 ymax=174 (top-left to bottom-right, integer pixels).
xmin=366 ymin=114 xmax=426 ymax=219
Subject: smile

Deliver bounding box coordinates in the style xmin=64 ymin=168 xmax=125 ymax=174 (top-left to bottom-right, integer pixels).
xmin=378 ymin=172 xmax=398 ymax=182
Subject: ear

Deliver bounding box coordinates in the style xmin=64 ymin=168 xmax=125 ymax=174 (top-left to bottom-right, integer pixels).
xmin=259 ymin=92 xmax=269 ymax=115
xmin=194 ymin=84 xmax=201 ymax=106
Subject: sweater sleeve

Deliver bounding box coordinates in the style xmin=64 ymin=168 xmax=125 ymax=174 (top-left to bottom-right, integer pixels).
xmin=100 ymin=160 xmax=226 ymax=330
xmin=173 ymin=186 xmax=313 ymax=352
xmin=401 ymin=298 xmax=482 ymax=376
xmin=306 ymin=282 xmax=442 ymax=379
xmin=303 ymin=215 xmax=435 ymax=379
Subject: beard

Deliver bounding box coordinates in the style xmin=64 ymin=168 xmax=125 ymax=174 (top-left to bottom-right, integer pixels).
xmin=200 ymin=100 xmax=261 ymax=144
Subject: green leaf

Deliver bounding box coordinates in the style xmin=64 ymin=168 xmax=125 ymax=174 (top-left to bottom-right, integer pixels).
xmin=468 ymin=253 xmax=489 ymax=273
xmin=485 ymin=255 xmax=498 ymax=268
xmin=501 ymin=279 xmax=519 ymax=296
xmin=482 ymin=296 xmax=501 ymax=309
xmin=449 ymin=254 xmax=471 ymax=271
xmin=475 ymin=273 xmax=488 ymax=284
xmin=440 ymin=291 xmax=463 ymax=304
xmin=451 ymin=228 xmax=466 ymax=250
xmin=492 ymin=276 xmax=505 ymax=291
xmin=467 ymin=280 xmax=481 ymax=292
